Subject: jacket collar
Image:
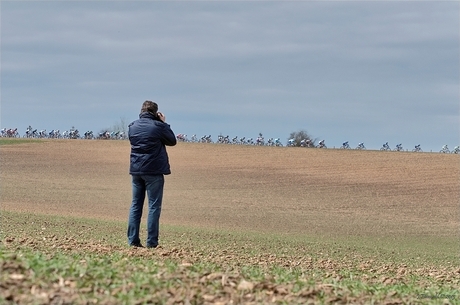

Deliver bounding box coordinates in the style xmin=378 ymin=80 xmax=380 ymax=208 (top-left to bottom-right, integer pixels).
xmin=139 ymin=112 xmax=156 ymax=120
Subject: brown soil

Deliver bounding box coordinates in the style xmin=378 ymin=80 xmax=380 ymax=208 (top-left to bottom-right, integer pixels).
xmin=1 ymin=139 xmax=458 ymax=240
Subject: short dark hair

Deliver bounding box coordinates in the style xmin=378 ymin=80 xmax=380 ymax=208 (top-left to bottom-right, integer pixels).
xmin=141 ymin=100 xmax=158 ymax=114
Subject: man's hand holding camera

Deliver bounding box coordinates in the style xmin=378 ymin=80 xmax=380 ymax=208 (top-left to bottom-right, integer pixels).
xmin=156 ymin=112 xmax=166 ymax=123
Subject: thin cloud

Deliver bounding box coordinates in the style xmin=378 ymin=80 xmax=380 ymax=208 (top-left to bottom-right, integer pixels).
xmin=1 ymin=1 xmax=458 ymax=150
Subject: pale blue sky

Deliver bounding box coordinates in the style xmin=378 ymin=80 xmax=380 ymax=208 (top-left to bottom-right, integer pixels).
xmin=1 ymin=1 xmax=459 ymax=150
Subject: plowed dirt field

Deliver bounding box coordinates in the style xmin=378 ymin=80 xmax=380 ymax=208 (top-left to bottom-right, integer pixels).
xmin=1 ymin=139 xmax=458 ymax=241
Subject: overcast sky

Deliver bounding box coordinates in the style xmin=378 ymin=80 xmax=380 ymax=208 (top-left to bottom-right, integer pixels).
xmin=1 ymin=1 xmax=459 ymax=151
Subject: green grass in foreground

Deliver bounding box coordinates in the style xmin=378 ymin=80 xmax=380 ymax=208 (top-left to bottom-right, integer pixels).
xmin=1 ymin=211 xmax=459 ymax=305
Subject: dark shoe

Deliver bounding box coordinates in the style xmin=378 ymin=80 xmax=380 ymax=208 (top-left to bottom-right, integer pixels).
xmin=146 ymin=244 xmax=158 ymax=249
xmin=130 ymin=243 xmax=144 ymax=248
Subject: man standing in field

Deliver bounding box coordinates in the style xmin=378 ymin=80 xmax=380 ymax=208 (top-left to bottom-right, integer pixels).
xmin=127 ymin=100 xmax=177 ymax=248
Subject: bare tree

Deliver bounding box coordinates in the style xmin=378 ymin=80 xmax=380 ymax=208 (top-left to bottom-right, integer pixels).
xmin=111 ymin=116 xmax=128 ymax=135
xmin=98 ymin=117 xmax=129 ymax=139
xmin=288 ymin=129 xmax=316 ymax=147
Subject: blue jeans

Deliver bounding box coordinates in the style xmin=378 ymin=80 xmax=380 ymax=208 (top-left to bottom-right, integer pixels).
xmin=127 ymin=174 xmax=164 ymax=247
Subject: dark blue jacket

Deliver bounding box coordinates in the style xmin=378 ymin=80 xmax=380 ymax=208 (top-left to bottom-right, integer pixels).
xmin=128 ymin=112 xmax=177 ymax=175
